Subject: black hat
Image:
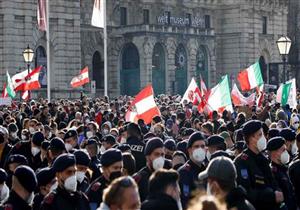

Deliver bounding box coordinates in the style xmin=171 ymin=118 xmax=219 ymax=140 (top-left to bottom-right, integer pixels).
xmin=64 ymin=129 xmax=78 ymax=140
xmin=232 ymin=141 xmax=246 ymax=151
xmin=14 ymin=165 xmax=37 ymax=193
xmin=144 ymin=132 xmax=156 ymax=140
xmin=234 ymin=129 xmax=244 ymax=142
xmin=117 ymin=144 xmax=131 ymax=152
xmin=280 ymin=128 xmax=296 ymax=142
xmin=210 ymin=151 xmax=232 ymax=160
xmin=49 ymin=137 xmax=66 ymax=151
xmin=103 ymin=134 xmax=116 ymax=145
xmin=8 ymin=123 xmax=18 ymax=132
xmin=187 ymin=132 xmax=205 ymax=148
xmin=0 ymin=168 xmax=7 ymax=183
xmin=41 ymin=141 xmax=50 ymax=150
xmin=207 ymin=135 xmax=225 ymax=147
xmin=32 ymin=131 xmax=45 ymax=147
xmin=86 ymin=138 xmax=97 ymax=146
xmin=74 ymin=150 xmax=91 ymax=166
xmin=164 ymin=139 xmax=176 ymax=151
xmin=52 ymin=154 xmax=76 ymax=173
xmin=269 ymin=128 xmax=280 ymax=139
xmin=100 ymin=148 xmax=123 ymax=167
xmin=177 ymin=140 xmax=188 ymax=154
xmin=144 ymin=137 xmax=164 ymax=155
xmin=267 ymin=137 xmax=286 ymax=151
xmin=242 ymin=120 xmax=262 ymax=137
xmin=183 ymin=128 xmax=196 ymax=137
xmin=36 ymin=167 xmax=55 ymax=187
xmin=7 ymin=154 xmax=28 ymax=165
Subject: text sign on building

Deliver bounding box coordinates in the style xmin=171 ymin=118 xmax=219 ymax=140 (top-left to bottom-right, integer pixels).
xmin=157 ymin=14 xmax=205 ymax=28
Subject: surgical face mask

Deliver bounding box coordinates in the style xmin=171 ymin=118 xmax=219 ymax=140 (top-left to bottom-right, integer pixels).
xmin=152 ymin=156 xmax=165 ymax=171
xmin=21 ymin=135 xmax=27 ymax=140
xmin=64 ymin=175 xmax=77 ymax=192
xmin=50 ymin=181 xmax=58 ymax=192
xmin=100 ymin=145 xmax=106 ymax=153
xmin=0 ymin=184 xmax=9 ymax=202
xmin=206 ymin=150 xmax=211 ymax=161
xmin=11 ymin=132 xmax=18 ymax=139
xmin=291 ymin=142 xmax=298 ymax=156
xmin=47 ymin=132 xmax=52 ymax=139
xmin=76 ymin=171 xmax=85 ymax=183
xmin=29 ymin=127 xmax=35 ymax=134
xmin=102 ymin=129 xmax=109 ymax=135
xmin=86 ymin=131 xmax=93 ymax=139
xmin=31 ymin=147 xmax=40 ymax=156
xmin=65 ymin=143 xmax=73 ymax=152
xmin=192 ymin=148 xmax=206 ymax=163
xmin=280 ymin=150 xmax=290 ymax=165
xmin=257 ymin=134 xmax=267 ymax=152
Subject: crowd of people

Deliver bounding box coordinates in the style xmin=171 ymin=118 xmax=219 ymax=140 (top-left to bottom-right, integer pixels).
xmin=0 ymin=93 xmax=299 ymax=210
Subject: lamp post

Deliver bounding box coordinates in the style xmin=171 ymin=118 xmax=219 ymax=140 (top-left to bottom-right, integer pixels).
xmin=276 ymin=36 xmax=292 ymax=82
xmin=22 ymin=45 xmax=34 ymax=100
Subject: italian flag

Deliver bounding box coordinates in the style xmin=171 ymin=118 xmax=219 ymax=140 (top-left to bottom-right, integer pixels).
xmin=207 ymin=75 xmax=233 ymax=113
xmin=6 ymin=72 xmax=16 ymax=98
xmin=237 ymin=62 xmax=264 ymax=91
xmin=276 ymin=78 xmax=297 ymax=109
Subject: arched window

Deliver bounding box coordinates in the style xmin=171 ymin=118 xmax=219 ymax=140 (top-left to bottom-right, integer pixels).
xmin=196 ymin=47 xmax=209 ymax=85
xmin=35 ymin=46 xmax=47 ymax=88
xmin=152 ymin=43 xmax=165 ymax=95
xmin=175 ymin=44 xmax=187 ymax=95
xmin=92 ymin=51 xmax=104 ymax=89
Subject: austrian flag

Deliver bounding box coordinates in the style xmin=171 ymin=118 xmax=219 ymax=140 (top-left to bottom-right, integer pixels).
xmin=70 ymin=67 xmax=90 ymax=88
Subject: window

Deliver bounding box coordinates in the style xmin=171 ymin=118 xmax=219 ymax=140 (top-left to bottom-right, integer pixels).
xmin=120 ymin=7 xmax=127 ymax=25
xmin=143 ymin=9 xmax=149 ymax=24
xmin=204 ymin=15 xmax=210 ymax=29
xmin=186 ymin=13 xmax=191 ymax=26
xmin=262 ymin=16 xmax=267 ymax=34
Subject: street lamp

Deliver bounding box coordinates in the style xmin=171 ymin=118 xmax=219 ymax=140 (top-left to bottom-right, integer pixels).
xmin=22 ymin=45 xmax=34 ymax=100
xmin=276 ymin=36 xmax=292 ymax=82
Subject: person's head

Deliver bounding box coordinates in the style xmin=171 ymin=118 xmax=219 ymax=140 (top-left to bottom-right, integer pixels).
xmin=201 ymin=122 xmax=214 ymax=136
xmin=31 ymin=131 xmax=45 ymax=157
xmin=188 ymin=195 xmax=226 ymax=210
xmin=127 ymin=123 xmax=142 ymax=139
xmin=122 ymin=152 xmax=136 ymax=176
xmin=0 ymin=169 xmax=8 ymax=202
xmin=36 ymin=167 xmax=57 ymax=196
xmin=267 ymin=137 xmax=290 ymax=165
xmin=206 ymin=135 xmax=226 ymax=160
xmin=164 ymin=139 xmax=176 ymax=160
xmin=8 ymin=123 xmax=18 ymax=139
xmin=187 ymin=132 xmax=206 ymax=165
xmin=198 ymin=156 xmax=237 ymax=198
xmin=219 ymin=131 xmax=233 ymax=149
xmin=0 ymin=126 xmax=9 ymax=144
xmin=172 ymin=151 xmax=187 ymax=170
xmin=48 ymin=137 xmax=66 ymax=161
xmin=242 ymin=120 xmax=266 ymax=154
xmin=63 ymin=129 xmax=78 ymax=152
xmin=102 ymin=176 xmax=140 ymax=210
xmin=102 ymin=134 xmax=117 ymax=150
xmin=144 ymin=138 xmax=165 ymax=171
xmin=74 ymin=150 xmax=91 ymax=183
xmin=100 ymin=149 xmax=123 ymax=182
xmin=85 ymin=139 xmax=99 ymax=157
xmin=28 ymin=119 xmax=38 ymax=134
xmin=290 ymin=113 xmax=300 ymax=130
xmin=280 ymin=128 xmax=297 ymax=156
xmin=52 ymin=154 xmax=77 ymax=192
xmin=7 ymin=155 xmax=28 ymax=173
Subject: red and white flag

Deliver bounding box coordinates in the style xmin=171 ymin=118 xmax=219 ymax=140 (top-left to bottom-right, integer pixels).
xmin=70 ymin=67 xmax=90 ymax=88
xmin=91 ymin=0 xmax=105 ymax=28
xmin=1 ymin=83 xmax=8 ymax=98
xmin=231 ymin=83 xmax=256 ymax=107
xmin=181 ymin=78 xmax=201 ymax=105
xmin=125 ymin=85 xmax=160 ymax=124
xmin=200 ymin=75 xmax=208 ymax=97
xmin=12 ymin=66 xmax=42 ymax=91
xmin=256 ymin=84 xmax=264 ymax=107
xmin=37 ymin=0 xmax=47 ymax=31
xmin=21 ymin=91 xmax=29 ymax=101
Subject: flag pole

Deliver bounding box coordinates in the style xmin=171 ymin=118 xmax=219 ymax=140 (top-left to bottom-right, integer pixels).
xmin=103 ymin=0 xmax=108 ymax=97
xmin=46 ymin=0 xmax=51 ymax=101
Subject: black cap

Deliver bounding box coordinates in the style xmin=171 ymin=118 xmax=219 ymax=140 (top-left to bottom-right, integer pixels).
xmin=210 ymin=151 xmax=232 ymax=160
xmin=36 ymin=167 xmax=55 ymax=187
xmin=49 ymin=137 xmax=66 ymax=151
xmin=32 ymin=131 xmax=45 ymax=147
xmin=267 ymin=137 xmax=286 ymax=151
xmin=269 ymin=128 xmax=280 ymax=139
xmin=41 ymin=141 xmax=50 ymax=150
xmin=103 ymin=134 xmax=116 ymax=145
xmin=280 ymin=128 xmax=296 ymax=142
xmin=207 ymin=135 xmax=225 ymax=147
xmin=234 ymin=129 xmax=244 ymax=142
xmin=144 ymin=138 xmax=164 ymax=155
xmin=74 ymin=150 xmax=91 ymax=166
xmin=86 ymin=138 xmax=97 ymax=146
xmin=164 ymin=139 xmax=176 ymax=151
xmin=242 ymin=120 xmax=262 ymax=137
xmin=7 ymin=154 xmax=28 ymax=165
xmin=177 ymin=140 xmax=188 ymax=154
xmin=14 ymin=165 xmax=37 ymax=193
xmin=52 ymin=154 xmax=76 ymax=173
xmin=183 ymin=128 xmax=196 ymax=137
xmin=64 ymin=129 xmax=78 ymax=140
xmin=0 ymin=168 xmax=7 ymax=183
xmin=100 ymin=148 xmax=123 ymax=167
xmin=187 ymin=132 xmax=205 ymax=148
xmin=233 ymin=141 xmax=246 ymax=151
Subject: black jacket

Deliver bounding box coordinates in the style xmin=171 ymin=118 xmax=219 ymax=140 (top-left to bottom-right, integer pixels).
xmin=141 ymin=193 xmax=179 ymax=210
xmin=126 ymin=136 xmax=146 ymax=171
xmin=133 ymin=166 xmax=152 ymax=202
xmin=86 ymin=175 xmax=109 ymax=208
xmin=289 ymin=158 xmax=300 ymax=208
xmin=0 ymin=190 xmax=31 ymax=210
xmin=226 ymin=186 xmax=255 ymax=210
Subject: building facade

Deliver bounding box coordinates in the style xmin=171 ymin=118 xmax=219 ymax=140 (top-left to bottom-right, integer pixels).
xmin=0 ymin=0 xmax=288 ymax=98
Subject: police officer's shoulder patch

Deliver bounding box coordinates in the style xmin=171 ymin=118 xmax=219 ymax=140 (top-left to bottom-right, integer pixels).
xmin=91 ymin=182 xmax=101 ymax=191
xmin=4 ymin=204 xmax=13 ymax=210
xmin=133 ymin=174 xmax=142 ymax=183
xmin=15 ymin=142 xmax=22 ymax=149
xmin=241 ymin=153 xmax=248 ymax=160
xmin=241 ymin=169 xmax=249 ymax=179
xmin=44 ymin=192 xmax=55 ymax=204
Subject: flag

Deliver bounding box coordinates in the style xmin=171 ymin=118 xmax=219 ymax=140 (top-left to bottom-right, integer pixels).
xmin=237 ymin=62 xmax=264 ymax=91
xmin=91 ymin=0 xmax=105 ymax=28
xmin=200 ymin=74 xmax=208 ymax=97
xmin=21 ymin=91 xmax=29 ymax=101
xmin=276 ymin=78 xmax=297 ymax=109
xmin=231 ymin=83 xmax=256 ymax=107
xmin=6 ymin=71 xmax=16 ymax=98
xmin=206 ymin=75 xmax=233 ymax=113
xmin=180 ymin=78 xmax=201 ymax=105
xmin=256 ymin=84 xmax=264 ymax=107
xmin=70 ymin=67 xmax=90 ymax=88
xmin=37 ymin=0 xmax=47 ymax=31
xmin=125 ymin=85 xmax=160 ymax=124
xmin=1 ymin=83 xmax=7 ymax=98
xmin=12 ymin=66 xmax=42 ymax=91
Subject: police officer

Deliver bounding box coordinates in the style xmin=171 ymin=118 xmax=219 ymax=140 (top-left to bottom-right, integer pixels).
xmin=64 ymin=129 xmax=79 ymax=152
xmin=178 ymin=131 xmax=206 ymax=209
xmin=234 ymin=120 xmax=285 ymax=210
xmin=0 ymin=131 xmax=11 ymax=169
xmin=5 ymin=154 xmax=28 ymax=188
xmin=86 ymin=148 xmax=123 ymax=210
xmin=40 ymin=154 xmax=90 ymax=210
xmin=280 ymin=128 xmax=297 ymax=159
xmin=84 ymin=139 xmax=101 ymax=181
xmin=74 ymin=150 xmax=91 ymax=192
xmin=206 ymin=135 xmax=226 ymax=161
xmin=1 ymin=165 xmax=37 ymax=210
xmin=48 ymin=137 xmax=66 ymax=165
xmin=133 ymin=137 xmax=165 ymax=202
xmin=289 ymin=132 xmax=300 ymax=207
xmin=267 ymin=137 xmax=297 ymax=210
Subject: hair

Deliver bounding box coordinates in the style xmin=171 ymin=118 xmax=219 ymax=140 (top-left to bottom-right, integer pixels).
xmin=209 ymin=177 xmax=236 ymax=193
xmin=148 ymin=169 xmax=179 ymax=194
xmin=172 ymin=151 xmax=187 ymax=162
xmin=188 ymin=195 xmax=226 ymax=210
xmin=122 ymin=152 xmax=136 ymax=176
xmin=202 ymin=122 xmax=214 ymax=135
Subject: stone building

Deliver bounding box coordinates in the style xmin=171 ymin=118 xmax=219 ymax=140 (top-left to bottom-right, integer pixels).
xmin=0 ymin=0 xmax=289 ymax=98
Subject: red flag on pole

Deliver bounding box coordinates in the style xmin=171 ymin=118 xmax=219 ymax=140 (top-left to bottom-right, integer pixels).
xmin=1 ymin=83 xmax=8 ymax=98
xmin=70 ymin=67 xmax=90 ymax=88
xmin=37 ymin=0 xmax=47 ymax=31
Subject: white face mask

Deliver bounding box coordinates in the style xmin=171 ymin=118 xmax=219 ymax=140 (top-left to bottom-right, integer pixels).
xmin=64 ymin=175 xmax=77 ymax=192
xmin=192 ymin=148 xmax=206 ymax=163
xmin=11 ymin=132 xmax=18 ymax=138
xmin=21 ymin=135 xmax=27 ymax=140
xmin=47 ymin=132 xmax=52 ymax=139
xmin=86 ymin=131 xmax=93 ymax=139
xmin=29 ymin=127 xmax=35 ymax=134
xmin=100 ymin=145 xmax=106 ymax=154
xmin=31 ymin=147 xmax=40 ymax=156
xmin=102 ymin=129 xmax=109 ymax=135
xmin=257 ymin=134 xmax=267 ymax=152
xmin=280 ymin=150 xmax=290 ymax=165
xmin=0 ymin=184 xmax=9 ymax=202
xmin=76 ymin=171 xmax=85 ymax=183
xmin=206 ymin=150 xmax=211 ymax=161
xmin=152 ymin=156 xmax=165 ymax=171
xmin=291 ymin=142 xmax=298 ymax=156
xmin=65 ymin=143 xmax=73 ymax=152
xmin=50 ymin=181 xmax=58 ymax=192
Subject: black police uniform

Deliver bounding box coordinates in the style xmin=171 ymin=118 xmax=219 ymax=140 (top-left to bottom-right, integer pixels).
xmin=126 ymin=136 xmax=146 ymax=171
xmin=86 ymin=175 xmax=109 ymax=209
xmin=225 ymin=186 xmax=255 ymax=210
xmin=77 ymin=177 xmax=90 ymax=193
xmin=89 ymin=156 xmax=101 ymax=181
xmin=0 ymin=190 xmax=31 ymax=210
xmin=40 ymin=186 xmax=90 ymax=210
xmin=133 ymin=166 xmax=152 ymax=202
xmin=141 ymin=193 xmax=179 ymax=210
xmin=0 ymin=143 xmax=11 ymax=168
xmin=33 ymin=193 xmax=44 ymax=210
xmin=178 ymin=160 xmax=205 ymax=209
xmin=271 ymin=162 xmax=297 ymax=210
xmin=234 ymin=148 xmax=284 ymax=210
xmin=289 ymin=158 xmax=300 ymax=208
